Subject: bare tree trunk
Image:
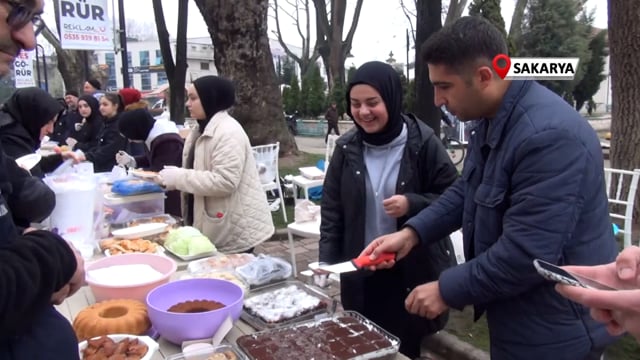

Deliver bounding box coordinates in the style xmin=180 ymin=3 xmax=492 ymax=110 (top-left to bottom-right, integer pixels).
xmin=508 ymin=0 xmax=527 ymax=50
xmin=414 ymin=0 xmax=442 ymax=133
xmin=41 ymin=25 xmax=87 ymax=93
xmin=194 ymin=0 xmax=297 ymax=153
xmin=152 ymin=0 xmax=188 ymax=124
xmin=444 ymin=0 xmax=468 ymax=26
xmin=608 ymin=0 xmax=640 ymax=223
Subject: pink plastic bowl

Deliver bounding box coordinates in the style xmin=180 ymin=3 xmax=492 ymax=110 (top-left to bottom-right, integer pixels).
xmin=85 ymin=253 xmax=177 ymax=302
xmin=146 ymin=278 xmax=244 ymax=344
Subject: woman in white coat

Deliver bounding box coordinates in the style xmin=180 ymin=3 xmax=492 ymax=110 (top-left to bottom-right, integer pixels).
xmin=159 ymin=76 xmax=274 ymax=253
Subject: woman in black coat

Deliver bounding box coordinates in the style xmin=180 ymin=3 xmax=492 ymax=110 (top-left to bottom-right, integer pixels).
xmin=68 ymin=95 xmax=103 ymax=152
xmin=78 ymin=93 xmax=128 ymax=173
xmin=0 ymin=87 xmax=79 ymax=177
xmin=319 ymin=61 xmax=459 ymax=359
xmin=117 ymin=108 xmax=184 ymax=217
xmin=0 ymin=87 xmax=62 ymax=227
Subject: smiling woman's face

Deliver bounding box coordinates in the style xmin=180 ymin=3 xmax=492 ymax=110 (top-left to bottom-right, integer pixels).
xmin=349 ymin=84 xmax=388 ymax=134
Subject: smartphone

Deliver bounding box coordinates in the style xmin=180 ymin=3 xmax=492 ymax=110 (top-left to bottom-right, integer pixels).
xmin=533 ymin=259 xmax=617 ymax=291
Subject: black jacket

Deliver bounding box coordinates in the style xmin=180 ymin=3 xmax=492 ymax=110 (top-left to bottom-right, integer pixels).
xmin=0 ymin=112 xmax=64 ymax=177
xmin=50 ymin=109 xmax=82 ymax=144
xmin=0 ymin=140 xmax=78 ymax=359
xmin=84 ymin=115 xmax=127 ymax=173
xmin=319 ymin=114 xmax=458 ymax=356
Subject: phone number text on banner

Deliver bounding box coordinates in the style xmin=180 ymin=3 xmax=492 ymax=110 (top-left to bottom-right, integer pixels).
xmin=58 ymin=0 xmax=113 ymax=51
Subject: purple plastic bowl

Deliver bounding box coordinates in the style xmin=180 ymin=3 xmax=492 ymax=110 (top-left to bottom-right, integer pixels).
xmin=145 ymin=278 xmax=244 ymax=344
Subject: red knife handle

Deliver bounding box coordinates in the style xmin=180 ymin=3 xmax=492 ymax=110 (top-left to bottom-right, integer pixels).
xmin=353 ymin=252 xmax=396 ymax=268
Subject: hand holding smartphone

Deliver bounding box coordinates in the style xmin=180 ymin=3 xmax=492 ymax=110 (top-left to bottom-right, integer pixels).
xmin=533 ymin=259 xmax=617 ymax=291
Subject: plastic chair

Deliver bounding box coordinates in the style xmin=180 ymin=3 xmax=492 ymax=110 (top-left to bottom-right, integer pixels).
xmin=252 ymin=142 xmax=287 ymax=222
xmin=604 ymin=168 xmax=640 ymax=248
xmin=292 ymin=135 xmax=339 ymax=200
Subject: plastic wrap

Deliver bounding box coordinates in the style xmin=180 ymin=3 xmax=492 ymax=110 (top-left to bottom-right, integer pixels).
xmin=111 ymin=178 xmax=163 ymax=196
xmin=235 ymin=255 xmax=292 ymax=286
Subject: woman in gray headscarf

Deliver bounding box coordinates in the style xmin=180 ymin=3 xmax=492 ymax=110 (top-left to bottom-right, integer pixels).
xmin=158 ymin=76 xmax=274 ymax=253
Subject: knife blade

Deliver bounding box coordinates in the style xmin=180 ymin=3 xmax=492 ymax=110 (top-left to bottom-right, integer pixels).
xmin=315 ymin=252 xmax=396 ymax=274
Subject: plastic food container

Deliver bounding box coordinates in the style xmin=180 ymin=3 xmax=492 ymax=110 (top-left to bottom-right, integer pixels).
xmin=240 ymin=280 xmax=334 ymax=330
xmin=187 ymin=254 xmax=256 ymax=274
xmin=104 ymin=192 xmax=165 ymax=224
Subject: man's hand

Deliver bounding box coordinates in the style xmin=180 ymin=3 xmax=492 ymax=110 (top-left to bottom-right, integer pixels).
xmin=51 ymin=284 xmax=70 ymax=305
xmin=382 ymin=195 xmax=409 ymax=218
xmin=555 ymin=246 xmax=640 ymax=340
xmin=405 ymin=281 xmax=449 ymax=319
xmin=359 ymin=227 xmax=419 ymax=270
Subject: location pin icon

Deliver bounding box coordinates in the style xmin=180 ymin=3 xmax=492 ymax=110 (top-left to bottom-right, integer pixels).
xmin=492 ymin=54 xmax=511 ymax=79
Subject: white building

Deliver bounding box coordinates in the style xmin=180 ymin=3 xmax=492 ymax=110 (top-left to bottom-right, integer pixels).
xmin=94 ymin=37 xmax=304 ymax=91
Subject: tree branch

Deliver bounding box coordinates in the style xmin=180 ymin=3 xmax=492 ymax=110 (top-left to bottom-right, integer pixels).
xmin=343 ymin=0 xmax=364 ymax=57
xmin=152 ymin=0 xmax=175 ymax=76
xmin=400 ymin=0 xmax=416 ymax=44
xmin=445 ymin=0 xmax=468 ymax=26
xmin=272 ymin=0 xmax=303 ymax=64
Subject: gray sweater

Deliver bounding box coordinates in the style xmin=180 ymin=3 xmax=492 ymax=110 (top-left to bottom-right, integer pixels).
xmin=363 ymin=124 xmax=407 ymax=245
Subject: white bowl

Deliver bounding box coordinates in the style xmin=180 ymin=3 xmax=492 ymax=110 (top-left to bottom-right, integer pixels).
xmin=78 ymin=334 xmax=159 ymax=360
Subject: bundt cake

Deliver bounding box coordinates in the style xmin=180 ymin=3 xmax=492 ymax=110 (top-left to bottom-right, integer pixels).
xmin=73 ymin=299 xmax=151 ymax=341
xmin=167 ymin=299 xmax=225 ymax=313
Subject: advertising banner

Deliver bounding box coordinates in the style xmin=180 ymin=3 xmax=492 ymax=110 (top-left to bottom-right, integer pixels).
xmin=58 ymin=0 xmax=113 ymax=50
xmin=14 ymin=50 xmax=35 ymax=88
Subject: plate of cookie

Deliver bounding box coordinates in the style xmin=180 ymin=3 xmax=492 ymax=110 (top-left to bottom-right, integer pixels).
xmin=100 ymin=238 xmax=164 ymax=256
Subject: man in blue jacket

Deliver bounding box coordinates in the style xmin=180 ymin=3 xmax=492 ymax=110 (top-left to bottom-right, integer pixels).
xmin=362 ymin=16 xmax=617 ymax=359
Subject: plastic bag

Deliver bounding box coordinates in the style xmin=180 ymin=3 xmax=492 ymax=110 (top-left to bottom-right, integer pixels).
xmin=235 ymin=254 xmax=292 ymax=286
xmin=111 ymin=178 xmax=163 ymax=196
xmin=294 ymin=200 xmax=320 ymax=223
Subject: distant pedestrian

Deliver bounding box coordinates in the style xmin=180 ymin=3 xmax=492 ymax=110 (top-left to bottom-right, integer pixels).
xmin=324 ymin=101 xmax=340 ymax=143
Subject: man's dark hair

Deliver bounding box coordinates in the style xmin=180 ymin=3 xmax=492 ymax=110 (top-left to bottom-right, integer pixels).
xmin=420 ymin=16 xmax=508 ymax=74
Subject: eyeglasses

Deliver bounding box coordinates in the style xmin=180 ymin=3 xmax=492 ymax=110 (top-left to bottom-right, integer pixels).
xmin=5 ymin=0 xmax=44 ymax=35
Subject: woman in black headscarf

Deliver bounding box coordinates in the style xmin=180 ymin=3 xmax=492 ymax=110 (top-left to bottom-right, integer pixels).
xmin=0 ymin=87 xmax=80 ymax=177
xmin=117 ymin=109 xmax=184 ymax=217
xmin=0 ymin=87 xmax=62 ymax=227
xmin=318 ymin=61 xmax=459 ymax=359
xmin=67 ymin=95 xmax=103 ymax=152
xmin=158 ymin=76 xmax=274 ymax=253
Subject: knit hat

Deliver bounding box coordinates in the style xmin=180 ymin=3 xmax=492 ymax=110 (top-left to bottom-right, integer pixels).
xmin=119 ymin=88 xmax=142 ymax=107
xmin=86 ymin=78 xmax=101 ymax=90
xmin=65 ymin=90 xmax=79 ymax=98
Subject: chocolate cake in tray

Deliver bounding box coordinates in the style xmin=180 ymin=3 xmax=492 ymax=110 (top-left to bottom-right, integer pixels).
xmin=240 ymin=280 xmax=334 ymax=330
xmin=236 ymin=311 xmax=400 ymax=360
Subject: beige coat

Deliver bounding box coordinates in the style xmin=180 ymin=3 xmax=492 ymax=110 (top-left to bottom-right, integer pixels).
xmin=173 ymin=111 xmax=274 ymax=252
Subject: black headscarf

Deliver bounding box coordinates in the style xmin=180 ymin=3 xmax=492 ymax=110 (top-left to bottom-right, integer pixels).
xmin=2 ymin=87 xmax=63 ymax=144
xmin=118 ymin=109 xmax=156 ymax=141
xmin=78 ymin=95 xmax=100 ymax=123
xmin=345 ymin=61 xmax=404 ymax=146
xmin=192 ymin=76 xmax=235 ymax=130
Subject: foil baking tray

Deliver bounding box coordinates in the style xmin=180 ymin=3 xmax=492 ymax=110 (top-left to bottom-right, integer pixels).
xmin=240 ymin=280 xmax=336 ymax=330
xmin=236 ymin=310 xmax=400 ymax=360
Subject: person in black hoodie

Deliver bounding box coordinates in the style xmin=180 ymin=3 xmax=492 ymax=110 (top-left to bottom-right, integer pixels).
xmin=117 ymin=108 xmax=184 ymax=217
xmin=78 ymin=92 xmax=127 ymax=172
xmin=0 ymin=87 xmax=81 ymax=178
xmin=67 ymin=95 xmax=103 ymax=152
xmin=319 ymin=61 xmax=458 ymax=359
